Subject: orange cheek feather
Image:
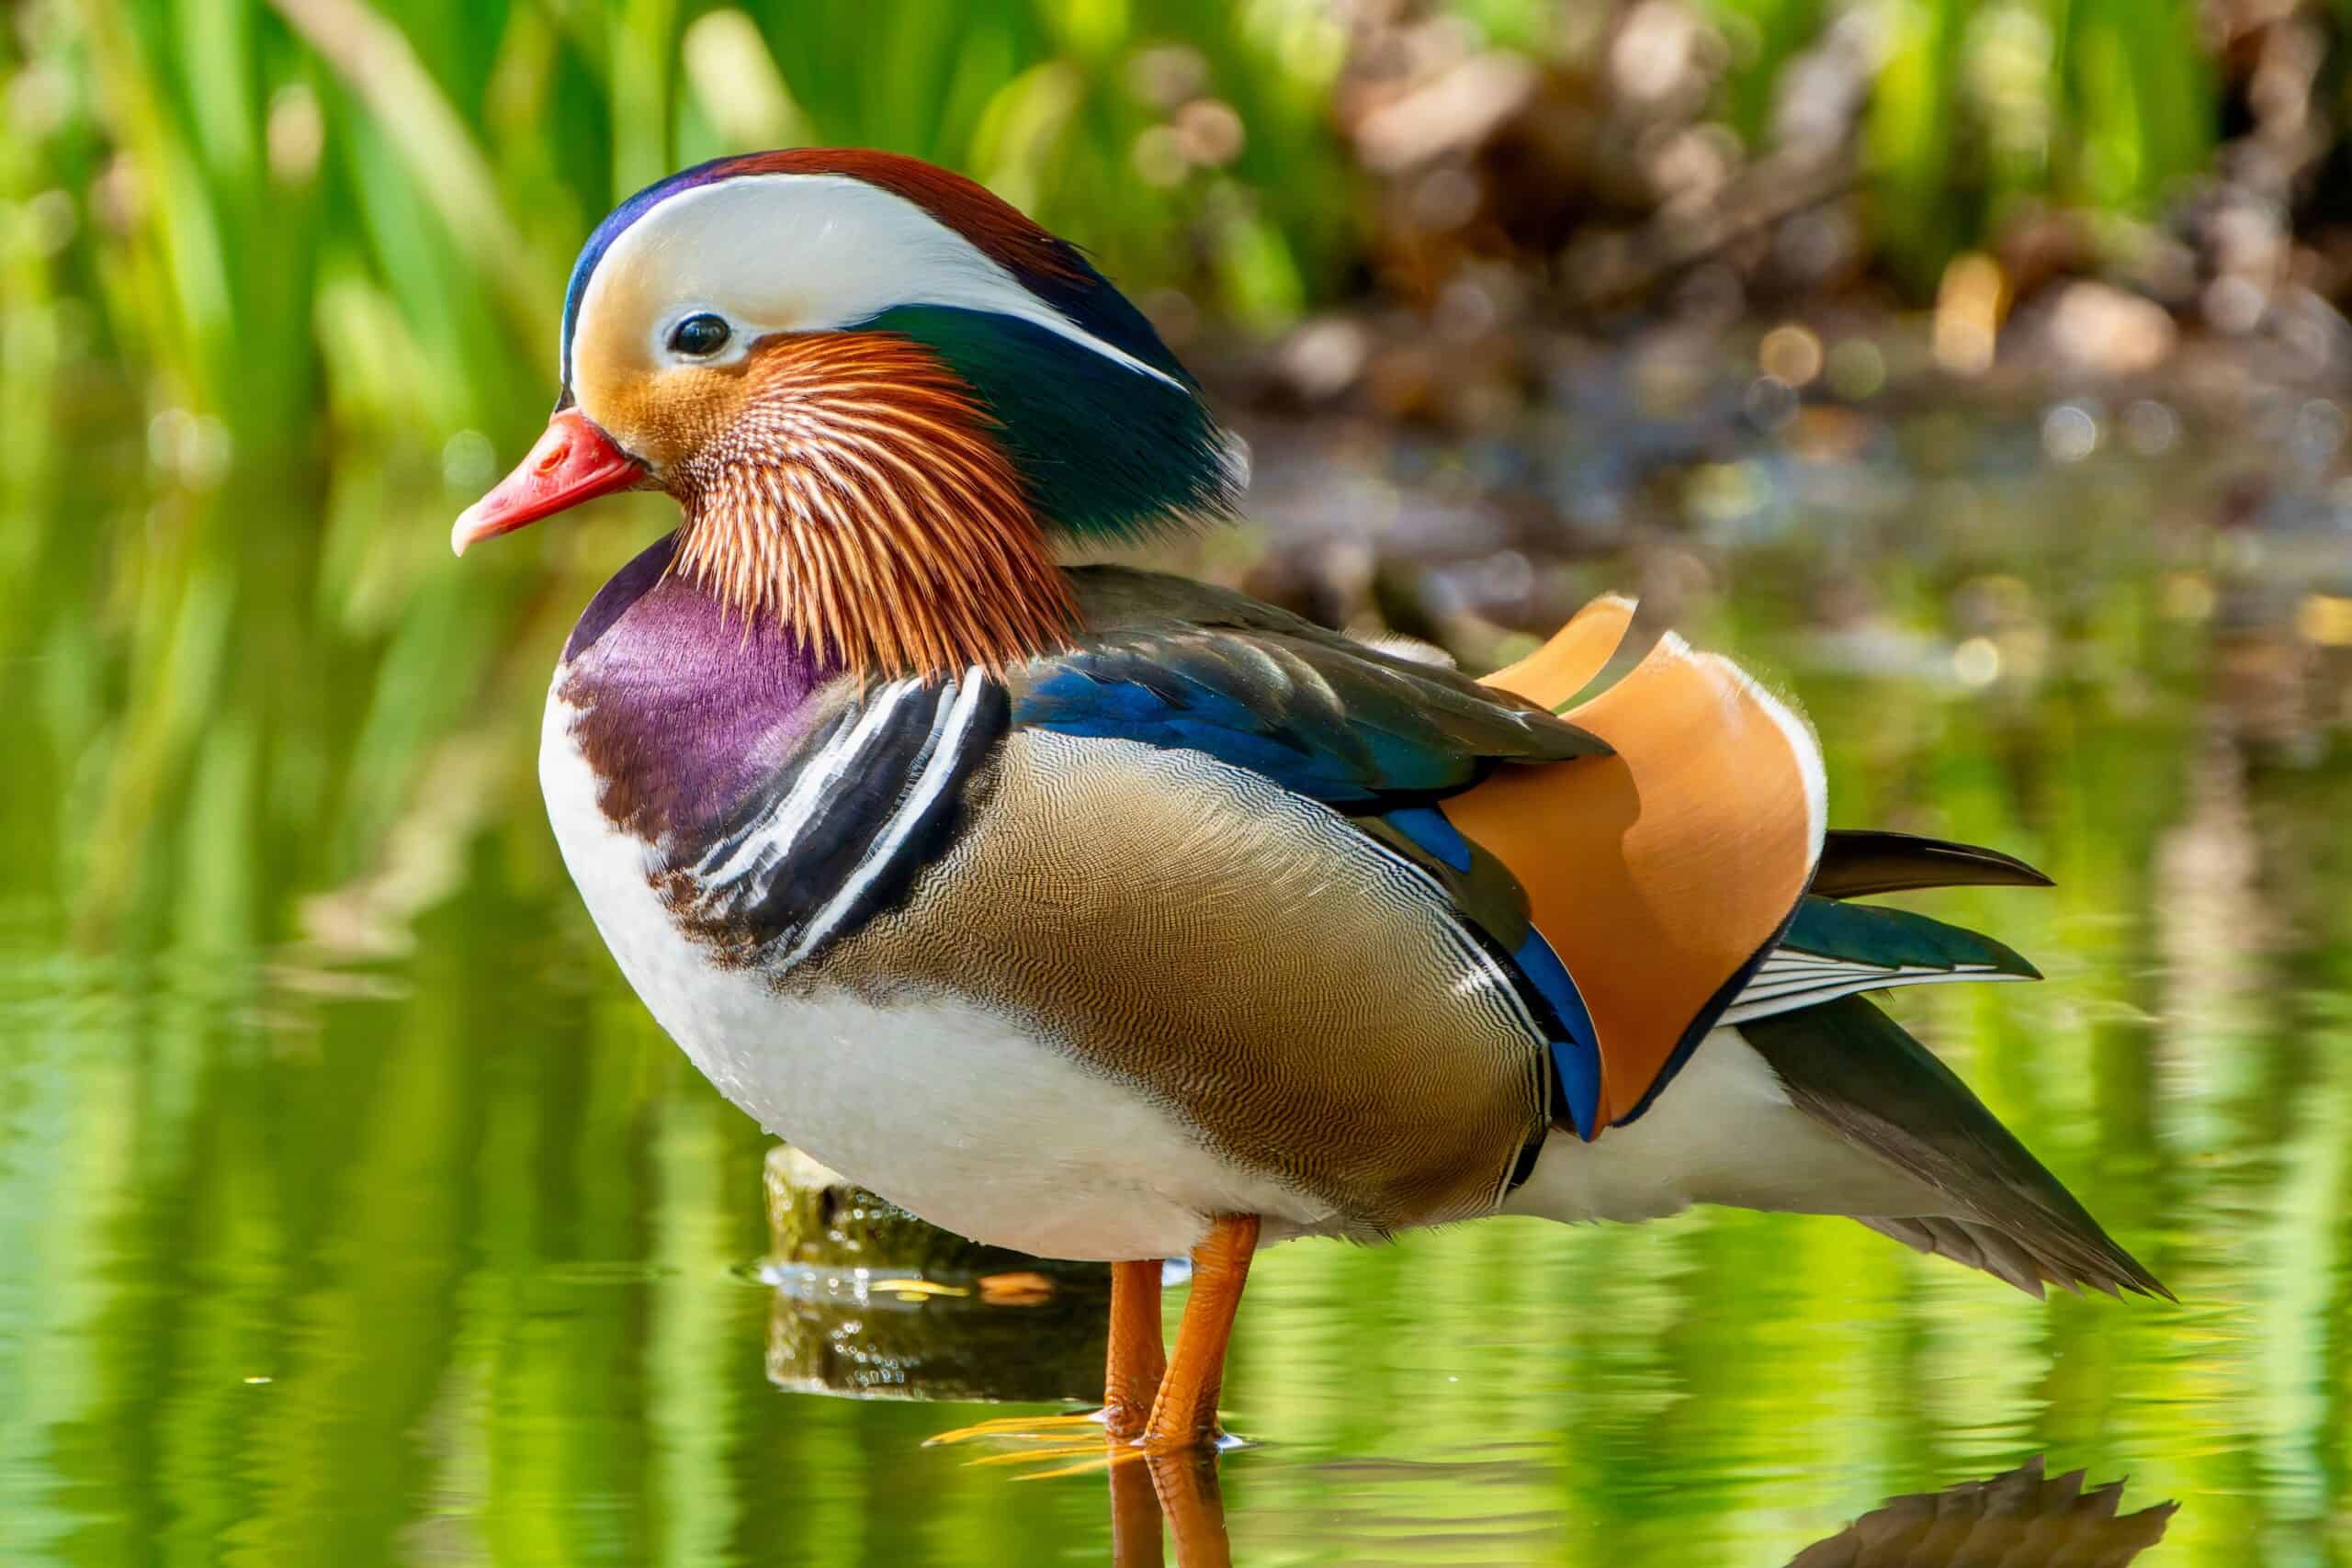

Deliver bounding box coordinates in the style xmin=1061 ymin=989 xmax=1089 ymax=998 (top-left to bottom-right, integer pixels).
xmin=595 ymin=364 xmax=752 ymax=473
xmin=1442 ymin=598 xmax=1819 ymax=1131
xmin=648 ymin=333 xmax=1075 ymax=678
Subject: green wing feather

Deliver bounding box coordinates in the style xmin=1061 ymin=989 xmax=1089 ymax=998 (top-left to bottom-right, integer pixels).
xmin=1781 ymin=897 xmax=2041 ymax=979
xmin=1728 ymin=896 xmax=2042 ymax=1023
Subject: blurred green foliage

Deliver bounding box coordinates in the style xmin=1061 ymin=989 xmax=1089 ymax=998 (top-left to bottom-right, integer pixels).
xmin=0 ymin=0 xmax=2244 ymax=942
xmin=10 ymin=0 xmax=1350 ymax=466
xmin=1860 ymin=0 xmax=2214 ymax=288
xmin=2 ymin=0 xmax=1354 ymax=939
xmin=0 ymin=0 xmax=2236 ymax=479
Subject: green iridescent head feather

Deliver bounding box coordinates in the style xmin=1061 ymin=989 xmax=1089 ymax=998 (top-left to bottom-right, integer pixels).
xmin=866 ymin=304 xmax=1244 ymax=544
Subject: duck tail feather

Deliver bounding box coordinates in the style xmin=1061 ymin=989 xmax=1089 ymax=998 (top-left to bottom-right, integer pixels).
xmin=1738 ymin=998 xmax=2169 ymax=1301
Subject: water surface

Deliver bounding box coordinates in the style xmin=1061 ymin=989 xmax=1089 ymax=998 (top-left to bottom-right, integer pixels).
xmin=5 ymin=399 xmax=2350 ymax=1565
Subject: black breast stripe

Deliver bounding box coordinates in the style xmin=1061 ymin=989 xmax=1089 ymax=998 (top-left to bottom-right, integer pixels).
xmin=668 ymin=671 xmax=1011 ymax=971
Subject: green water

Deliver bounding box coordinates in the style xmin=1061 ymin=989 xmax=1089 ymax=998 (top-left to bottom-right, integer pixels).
xmin=6 ymin=409 xmax=2351 ymax=1565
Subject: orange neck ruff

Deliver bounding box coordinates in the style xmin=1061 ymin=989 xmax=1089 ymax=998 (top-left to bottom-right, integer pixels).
xmin=666 ymin=333 xmax=1075 ymax=680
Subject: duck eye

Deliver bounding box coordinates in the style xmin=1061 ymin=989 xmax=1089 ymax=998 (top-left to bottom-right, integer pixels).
xmin=667 ymin=312 xmax=731 ymax=357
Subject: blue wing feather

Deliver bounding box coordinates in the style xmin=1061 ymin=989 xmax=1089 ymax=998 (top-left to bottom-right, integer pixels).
xmin=1385 ymin=807 xmax=1602 ymax=1137
xmin=1381 ymin=806 xmax=1474 ymax=873
xmin=1013 ymin=622 xmax=1602 ymax=810
xmin=1013 ymin=571 xmax=1615 ymax=1144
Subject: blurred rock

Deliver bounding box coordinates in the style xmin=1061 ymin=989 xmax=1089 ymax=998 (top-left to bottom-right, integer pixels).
xmin=765 ymin=1144 xmax=1104 ymax=1280
xmin=764 ymin=1271 xmax=1111 ymax=1404
xmin=2043 ymin=282 xmax=2180 ymax=378
xmin=1351 ymin=52 xmax=1537 ymax=173
xmin=761 ymin=1145 xmax=1112 ymax=1404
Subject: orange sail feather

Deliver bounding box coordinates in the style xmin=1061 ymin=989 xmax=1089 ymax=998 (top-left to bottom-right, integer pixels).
xmin=1442 ymin=601 xmax=1826 ymax=1131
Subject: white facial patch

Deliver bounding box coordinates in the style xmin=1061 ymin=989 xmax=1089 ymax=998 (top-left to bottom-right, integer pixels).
xmin=567 ymin=173 xmax=1184 ymax=411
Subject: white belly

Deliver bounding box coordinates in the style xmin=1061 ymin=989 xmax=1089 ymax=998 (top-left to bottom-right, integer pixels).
xmin=1503 ymin=1027 xmax=1945 ymax=1226
xmin=538 ymin=690 xmax=1324 ymax=1261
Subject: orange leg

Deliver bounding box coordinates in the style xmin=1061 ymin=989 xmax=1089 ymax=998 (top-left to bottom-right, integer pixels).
xmin=1141 ymin=1214 xmax=1259 ymax=1452
xmin=1104 ymin=1259 xmax=1168 ymax=1439
xmin=926 ymin=1258 xmax=1165 ymax=1455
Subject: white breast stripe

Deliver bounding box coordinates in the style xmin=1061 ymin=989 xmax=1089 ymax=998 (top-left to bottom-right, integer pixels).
xmin=539 ymin=689 xmax=1322 ymax=1261
xmin=780 ymin=667 xmax=988 ymax=967
xmin=696 ymin=681 xmax=915 ymax=885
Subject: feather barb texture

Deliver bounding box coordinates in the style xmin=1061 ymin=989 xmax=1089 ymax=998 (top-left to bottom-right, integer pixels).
xmin=666 ymin=332 xmax=1075 ymax=679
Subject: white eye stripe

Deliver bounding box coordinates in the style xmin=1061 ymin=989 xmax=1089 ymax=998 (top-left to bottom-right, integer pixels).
xmin=571 ymin=173 xmax=1186 ymax=397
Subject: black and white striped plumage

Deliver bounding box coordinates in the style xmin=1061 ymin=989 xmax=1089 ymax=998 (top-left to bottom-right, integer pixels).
xmin=672 ymin=671 xmax=1010 ymax=973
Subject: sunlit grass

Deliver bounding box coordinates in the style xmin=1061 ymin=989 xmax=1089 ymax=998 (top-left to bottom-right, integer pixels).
xmin=1852 ymin=0 xmax=2214 ymax=289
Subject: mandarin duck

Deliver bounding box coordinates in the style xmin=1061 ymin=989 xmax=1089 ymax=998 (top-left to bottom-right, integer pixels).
xmin=455 ymin=150 xmax=2165 ymax=1456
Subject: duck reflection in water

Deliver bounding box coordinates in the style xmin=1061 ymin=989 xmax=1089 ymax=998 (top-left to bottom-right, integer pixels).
xmin=1093 ymin=1452 xmax=2174 ymax=1568
xmin=767 ymin=1276 xmax=2172 ymax=1566
xmin=1106 ymin=1452 xmax=1229 ymax=1568
xmin=1786 ymin=1459 xmax=2175 ymax=1568
xmin=762 ymin=1233 xmax=1232 ymax=1562
xmin=761 ymin=1161 xmax=2173 ymax=1564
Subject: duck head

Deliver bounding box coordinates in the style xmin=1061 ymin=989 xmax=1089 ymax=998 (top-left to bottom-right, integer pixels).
xmin=455 ymin=149 xmax=1238 ymax=676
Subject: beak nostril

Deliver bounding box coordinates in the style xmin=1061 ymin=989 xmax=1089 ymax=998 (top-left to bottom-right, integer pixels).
xmin=453 ymin=407 xmax=635 ymax=556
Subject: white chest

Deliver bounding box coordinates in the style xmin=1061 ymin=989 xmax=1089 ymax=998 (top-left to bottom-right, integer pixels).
xmin=536 ymin=688 xmax=1319 ymax=1260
